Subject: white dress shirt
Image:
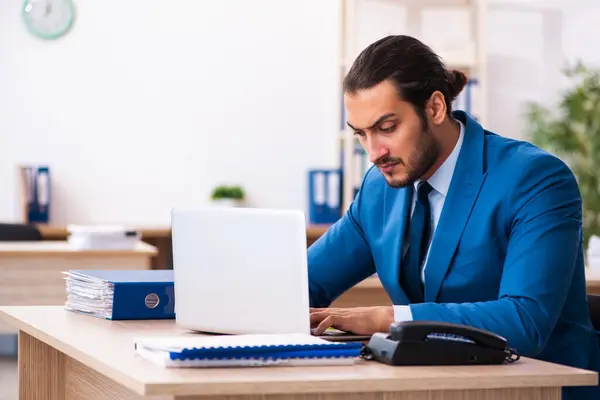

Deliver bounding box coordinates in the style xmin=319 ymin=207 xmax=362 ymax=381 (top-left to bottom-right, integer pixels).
xmin=393 ymin=119 xmax=465 ymax=322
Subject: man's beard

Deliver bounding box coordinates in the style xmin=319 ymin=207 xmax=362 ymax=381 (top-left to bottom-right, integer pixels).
xmin=377 ymin=128 xmax=440 ymax=188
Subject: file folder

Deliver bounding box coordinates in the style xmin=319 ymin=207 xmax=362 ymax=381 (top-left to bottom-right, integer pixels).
xmin=18 ymin=164 xmax=51 ymax=223
xmin=307 ymin=169 xmax=342 ymax=224
xmin=64 ymin=270 xmax=175 ymax=320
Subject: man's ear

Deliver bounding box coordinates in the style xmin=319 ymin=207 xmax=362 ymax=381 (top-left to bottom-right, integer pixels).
xmin=426 ymin=91 xmax=447 ymax=126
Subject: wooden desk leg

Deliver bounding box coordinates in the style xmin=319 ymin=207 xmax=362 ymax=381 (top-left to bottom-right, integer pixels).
xmin=18 ymin=331 xmax=65 ymax=400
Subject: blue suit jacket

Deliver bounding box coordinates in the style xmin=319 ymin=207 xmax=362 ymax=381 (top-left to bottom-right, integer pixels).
xmin=308 ymin=111 xmax=600 ymax=399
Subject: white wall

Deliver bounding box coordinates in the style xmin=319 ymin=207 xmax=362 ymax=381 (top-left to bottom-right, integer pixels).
xmin=0 ymin=0 xmax=341 ymax=225
xmin=2 ymin=0 xmax=599 ymax=226
xmin=485 ymin=0 xmax=600 ymax=140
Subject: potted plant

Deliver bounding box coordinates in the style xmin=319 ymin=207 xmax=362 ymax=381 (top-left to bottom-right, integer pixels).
xmin=210 ymin=185 xmax=245 ymax=207
xmin=524 ymin=61 xmax=600 ymax=251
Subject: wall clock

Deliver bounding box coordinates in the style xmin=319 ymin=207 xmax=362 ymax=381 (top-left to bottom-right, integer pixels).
xmin=22 ymin=0 xmax=75 ymax=40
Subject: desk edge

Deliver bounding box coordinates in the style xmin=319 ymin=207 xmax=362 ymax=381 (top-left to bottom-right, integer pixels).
xmin=1 ymin=307 xmax=597 ymax=397
xmin=0 ymin=309 xmax=148 ymax=395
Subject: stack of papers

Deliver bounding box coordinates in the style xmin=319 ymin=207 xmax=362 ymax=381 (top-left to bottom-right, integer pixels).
xmin=67 ymin=224 xmax=141 ymax=250
xmin=134 ymin=333 xmax=364 ymax=368
xmin=64 ymin=270 xmax=116 ymax=319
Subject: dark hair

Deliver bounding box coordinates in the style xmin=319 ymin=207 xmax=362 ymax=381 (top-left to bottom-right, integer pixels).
xmin=343 ymin=35 xmax=467 ymax=118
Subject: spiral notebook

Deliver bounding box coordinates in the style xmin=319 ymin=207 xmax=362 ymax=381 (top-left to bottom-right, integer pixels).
xmin=134 ymin=333 xmax=364 ymax=367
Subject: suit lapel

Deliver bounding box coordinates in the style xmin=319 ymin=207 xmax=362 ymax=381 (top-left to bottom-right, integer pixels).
xmin=424 ymin=111 xmax=487 ymax=302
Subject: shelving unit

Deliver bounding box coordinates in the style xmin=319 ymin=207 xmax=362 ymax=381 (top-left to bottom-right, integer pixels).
xmin=338 ymin=0 xmax=488 ymax=212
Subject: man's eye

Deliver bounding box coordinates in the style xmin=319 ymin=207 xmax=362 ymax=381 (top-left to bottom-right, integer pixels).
xmin=353 ymin=131 xmax=365 ymax=137
xmin=380 ymin=125 xmax=396 ymax=133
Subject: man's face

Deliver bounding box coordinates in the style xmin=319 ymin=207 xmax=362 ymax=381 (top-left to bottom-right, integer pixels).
xmin=344 ymin=80 xmax=440 ymax=188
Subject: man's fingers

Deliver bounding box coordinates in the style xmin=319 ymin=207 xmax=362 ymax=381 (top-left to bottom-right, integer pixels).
xmin=314 ymin=315 xmax=337 ymax=335
xmin=311 ymin=306 xmax=389 ymax=336
xmin=315 ymin=315 xmax=353 ymax=335
xmin=310 ymin=311 xmax=336 ymax=326
xmin=310 ymin=311 xmax=326 ymax=327
xmin=310 ymin=307 xmax=343 ymax=313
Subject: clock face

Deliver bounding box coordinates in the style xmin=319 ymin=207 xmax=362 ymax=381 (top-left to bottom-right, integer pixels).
xmin=22 ymin=0 xmax=75 ymax=39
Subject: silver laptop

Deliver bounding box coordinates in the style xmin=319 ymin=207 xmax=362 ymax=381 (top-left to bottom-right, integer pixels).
xmin=171 ymin=207 xmax=311 ymax=335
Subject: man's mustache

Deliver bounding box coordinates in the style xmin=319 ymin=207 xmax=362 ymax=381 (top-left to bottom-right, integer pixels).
xmin=374 ymin=156 xmax=403 ymax=167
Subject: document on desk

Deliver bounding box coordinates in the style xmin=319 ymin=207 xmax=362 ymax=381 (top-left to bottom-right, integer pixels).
xmin=133 ymin=333 xmax=363 ymax=368
xmin=63 ymin=270 xmax=175 ymax=320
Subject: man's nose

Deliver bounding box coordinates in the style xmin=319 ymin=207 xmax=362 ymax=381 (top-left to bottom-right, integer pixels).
xmin=366 ymin=137 xmax=388 ymax=164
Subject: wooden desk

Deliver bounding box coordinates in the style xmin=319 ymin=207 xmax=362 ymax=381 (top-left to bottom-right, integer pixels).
xmin=38 ymin=224 xmax=331 ymax=270
xmin=38 ymin=225 xmax=329 ymax=242
xmin=37 ymin=225 xmax=170 ymax=240
xmin=0 ymin=242 xmax=156 ymax=333
xmin=38 ymin=225 xmax=173 ymax=270
xmin=0 ymin=306 xmax=597 ymax=400
xmin=333 ymin=268 xmax=600 ymax=308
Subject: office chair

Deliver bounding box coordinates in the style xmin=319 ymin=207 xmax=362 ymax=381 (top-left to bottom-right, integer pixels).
xmin=0 ymin=223 xmax=42 ymax=241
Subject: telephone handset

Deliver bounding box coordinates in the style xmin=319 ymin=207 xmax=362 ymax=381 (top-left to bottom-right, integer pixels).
xmin=362 ymin=320 xmax=520 ymax=366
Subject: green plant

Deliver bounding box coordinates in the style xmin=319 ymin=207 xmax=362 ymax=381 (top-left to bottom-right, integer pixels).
xmin=524 ymin=61 xmax=600 ymax=249
xmin=210 ymin=185 xmax=245 ymax=200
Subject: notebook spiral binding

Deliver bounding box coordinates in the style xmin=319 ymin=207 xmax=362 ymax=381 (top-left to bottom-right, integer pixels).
xmin=171 ymin=342 xmax=364 ymax=361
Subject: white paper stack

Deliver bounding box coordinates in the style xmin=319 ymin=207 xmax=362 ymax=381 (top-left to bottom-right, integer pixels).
xmin=63 ymin=270 xmax=115 ymax=319
xmin=67 ymin=224 xmax=141 ymax=250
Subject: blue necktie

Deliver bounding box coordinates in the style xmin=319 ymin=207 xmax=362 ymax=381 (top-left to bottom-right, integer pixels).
xmin=401 ymin=181 xmax=433 ymax=303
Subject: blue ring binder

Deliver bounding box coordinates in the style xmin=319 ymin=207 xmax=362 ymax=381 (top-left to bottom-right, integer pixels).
xmin=307 ymin=169 xmax=343 ymax=224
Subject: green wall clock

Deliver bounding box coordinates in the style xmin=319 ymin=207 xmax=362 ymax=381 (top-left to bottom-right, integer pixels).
xmin=22 ymin=0 xmax=75 ymax=40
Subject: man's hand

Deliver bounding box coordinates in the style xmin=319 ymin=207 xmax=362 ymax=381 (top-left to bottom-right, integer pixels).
xmin=309 ymin=306 xmax=395 ymax=335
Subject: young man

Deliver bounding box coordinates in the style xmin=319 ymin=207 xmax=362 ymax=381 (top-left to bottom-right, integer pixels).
xmin=307 ymin=35 xmax=600 ymax=399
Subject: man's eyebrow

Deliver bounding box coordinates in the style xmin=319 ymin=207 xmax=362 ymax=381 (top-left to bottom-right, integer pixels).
xmin=346 ymin=113 xmax=397 ymax=131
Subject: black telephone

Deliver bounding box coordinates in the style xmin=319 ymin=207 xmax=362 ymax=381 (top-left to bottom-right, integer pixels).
xmin=363 ymin=320 xmax=520 ymax=366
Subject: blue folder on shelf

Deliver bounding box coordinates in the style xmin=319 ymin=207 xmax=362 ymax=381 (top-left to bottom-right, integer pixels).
xmin=134 ymin=333 xmax=363 ymax=368
xmin=307 ymin=169 xmax=342 ymax=224
xmin=20 ymin=164 xmax=51 ymax=224
xmin=64 ymin=269 xmax=175 ymax=320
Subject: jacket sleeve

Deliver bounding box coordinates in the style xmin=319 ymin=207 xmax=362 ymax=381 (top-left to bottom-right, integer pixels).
xmin=409 ymin=152 xmax=583 ymax=357
xmin=307 ymin=169 xmax=376 ymax=308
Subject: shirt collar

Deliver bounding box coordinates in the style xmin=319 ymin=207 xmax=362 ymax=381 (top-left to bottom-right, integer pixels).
xmin=414 ymin=119 xmax=464 ymax=197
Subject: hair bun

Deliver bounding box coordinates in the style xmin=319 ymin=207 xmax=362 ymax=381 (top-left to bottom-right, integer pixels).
xmin=445 ymin=69 xmax=468 ymax=100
